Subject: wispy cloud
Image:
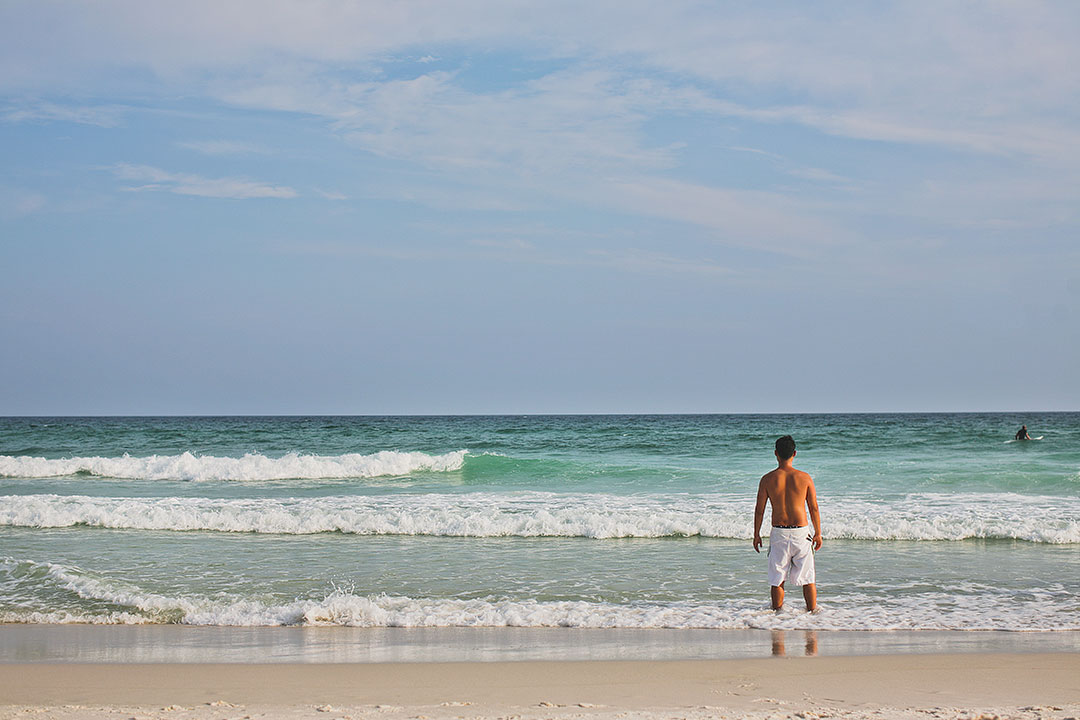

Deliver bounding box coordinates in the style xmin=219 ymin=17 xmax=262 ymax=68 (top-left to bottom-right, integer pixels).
xmin=278 ymin=234 xmax=733 ymax=280
xmin=725 ymin=146 xmax=858 ymax=189
xmin=726 ymin=146 xmax=784 ymax=161
xmin=213 ymin=66 xmax=861 ymax=251
xmin=110 ymin=163 xmax=297 ymax=199
xmin=6 ymin=2 xmax=1080 ymax=246
xmin=359 ymin=179 xmax=534 ymax=213
xmin=750 ymin=105 xmax=1080 ymax=163
xmin=596 ymin=177 xmax=846 ymax=257
xmin=3 ymin=101 xmax=122 ymax=127
xmin=7 ymin=2 xmax=1077 ymax=162
xmin=221 ymin=68 xmax=681 ymax=177
xmin=469 ymin=237 xmax=534 ymax=250
xmin=585 ymin=248 xmax=732 ymax=277
xmin=786 ymin=166 xmax=855 ymax=186
xmin=273 ymin=242 xmax=444 ymax=262
xmin=0 ymin=187 xmax=46 ymax=218
xmin=178 ymin=139 xmax=268 ymax=155
xmin=314 ymin=188 xmax=348 ymax=201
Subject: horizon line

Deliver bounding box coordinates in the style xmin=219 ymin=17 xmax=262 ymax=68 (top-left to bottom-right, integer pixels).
xmin=1 ymin=410 xmax=1075 ymax=419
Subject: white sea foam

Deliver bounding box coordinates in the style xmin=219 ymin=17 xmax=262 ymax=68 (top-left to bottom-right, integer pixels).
xmin=0 ymin=450 xmax=467 ymax=481
xmin=2 ymin=557 xmax=1076 ymax=631
xmin=1 ymin=491 xmax=1077 ymax=543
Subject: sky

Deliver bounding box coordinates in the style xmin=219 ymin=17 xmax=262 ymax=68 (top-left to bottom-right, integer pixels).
xmin=1 ymin=1 xmax=1078 ymax=415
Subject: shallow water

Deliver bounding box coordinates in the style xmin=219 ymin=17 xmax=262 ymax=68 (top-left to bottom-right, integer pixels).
xmin=1 ymin=414 xmax=1078 ymax=631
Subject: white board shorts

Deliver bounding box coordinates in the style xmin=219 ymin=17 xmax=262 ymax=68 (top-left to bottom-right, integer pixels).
xmin=768 ymin=526 xmax=816 ymax=587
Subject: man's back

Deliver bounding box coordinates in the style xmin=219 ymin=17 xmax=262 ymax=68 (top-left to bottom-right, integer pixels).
xmin=753 ymin=435 xmax=822 ymax=611
xmin=760 ymin=466 xmax=815 ymax=527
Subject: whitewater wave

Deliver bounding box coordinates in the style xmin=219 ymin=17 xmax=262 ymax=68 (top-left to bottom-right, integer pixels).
xmin=1 ymin=492 xmax=1077 ymax=543
xmin=0 ymin=450 xmax=467 ymax=482
xmin=1 ymin=557 xmax=1075 ymax=631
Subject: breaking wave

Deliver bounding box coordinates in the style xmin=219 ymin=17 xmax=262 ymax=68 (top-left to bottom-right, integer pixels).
xmin=1 ymin=557 xmax=1075 ymax=631
xmin=0 ymin=450 xmax=467 ymax=482
xmin=1 ymin=491 xmax=1077 ymax=543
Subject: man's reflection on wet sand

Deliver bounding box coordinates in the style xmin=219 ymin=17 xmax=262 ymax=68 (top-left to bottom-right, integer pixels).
xmin=771 ymin=630 xmax=818 ymax=656
xmin=771 ymin=629 xmax=786 ymax=655
xmin=805 ymin=629 xmax=818 ymax=656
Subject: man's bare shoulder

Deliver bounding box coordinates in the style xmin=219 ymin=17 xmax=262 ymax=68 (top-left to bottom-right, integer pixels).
xmin=760 ymin=468 xmax=782 ymax=484
xmin=790 ymin=467 xmax=813 ymax=484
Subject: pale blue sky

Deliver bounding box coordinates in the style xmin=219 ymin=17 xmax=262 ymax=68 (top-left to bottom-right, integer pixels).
xmin=1 ymin=1 xmax=1078 ymax=414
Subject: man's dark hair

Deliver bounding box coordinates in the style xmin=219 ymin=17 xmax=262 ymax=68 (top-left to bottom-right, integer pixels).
xmin=775 ymin=435 xmax=796 ymax=460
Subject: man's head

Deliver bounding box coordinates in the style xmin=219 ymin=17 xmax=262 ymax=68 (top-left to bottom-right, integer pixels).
xmin=775 ymin=435 xmax=796 ymax=461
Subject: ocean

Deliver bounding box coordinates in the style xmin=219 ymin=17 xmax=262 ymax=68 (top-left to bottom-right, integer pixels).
xmin=1 ymin=414 xmax=1078 ymax=634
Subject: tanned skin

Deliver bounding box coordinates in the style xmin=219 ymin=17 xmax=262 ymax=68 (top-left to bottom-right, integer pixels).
xmin=753 ymin=449 xmax=822 ymax=611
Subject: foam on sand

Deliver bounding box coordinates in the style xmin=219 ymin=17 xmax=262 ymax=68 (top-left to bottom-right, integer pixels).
xmin=2 ymin=556 xmax=1077 ymax=631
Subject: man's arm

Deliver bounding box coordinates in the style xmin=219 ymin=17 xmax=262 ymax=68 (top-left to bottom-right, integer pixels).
xmin=806 ymin=476 xmax=822 ymax=550
xmin=753 ymin=477 xmax=768 ymax=552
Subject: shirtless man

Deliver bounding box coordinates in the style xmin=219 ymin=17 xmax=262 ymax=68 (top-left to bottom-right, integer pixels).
xmin=753 ymin=435 xmax=822 ymax=612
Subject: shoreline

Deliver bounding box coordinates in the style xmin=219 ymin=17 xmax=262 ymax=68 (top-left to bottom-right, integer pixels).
xmin=2 ymin=625 xmax=1078 ymax=664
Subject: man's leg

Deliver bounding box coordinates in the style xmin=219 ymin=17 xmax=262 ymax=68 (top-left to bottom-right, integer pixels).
xmin=771 ymin=582 xmax=784 ymax=610
xmin=802 ymin=583 xmax=817 ymax=612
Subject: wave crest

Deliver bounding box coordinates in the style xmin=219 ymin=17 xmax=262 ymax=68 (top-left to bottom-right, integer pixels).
xmin=1 ymin=492 xmax=1077 ymax=543
xmin=0 ymin=450 xmax=467 ymax=482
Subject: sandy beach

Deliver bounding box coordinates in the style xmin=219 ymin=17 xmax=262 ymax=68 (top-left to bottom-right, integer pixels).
xmin=1 ymin=652 xmax=1078 ymax=720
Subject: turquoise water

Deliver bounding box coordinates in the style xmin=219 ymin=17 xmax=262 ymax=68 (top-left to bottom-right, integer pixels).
xmin=1 ymin=414 xmax=1078 ymax=631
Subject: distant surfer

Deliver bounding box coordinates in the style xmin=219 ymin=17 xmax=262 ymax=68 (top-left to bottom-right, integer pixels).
xmin=1015 ymin=425 xmax=1031 ymax=441
xmin=753 ymin=435 xmax=822 ymax=612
